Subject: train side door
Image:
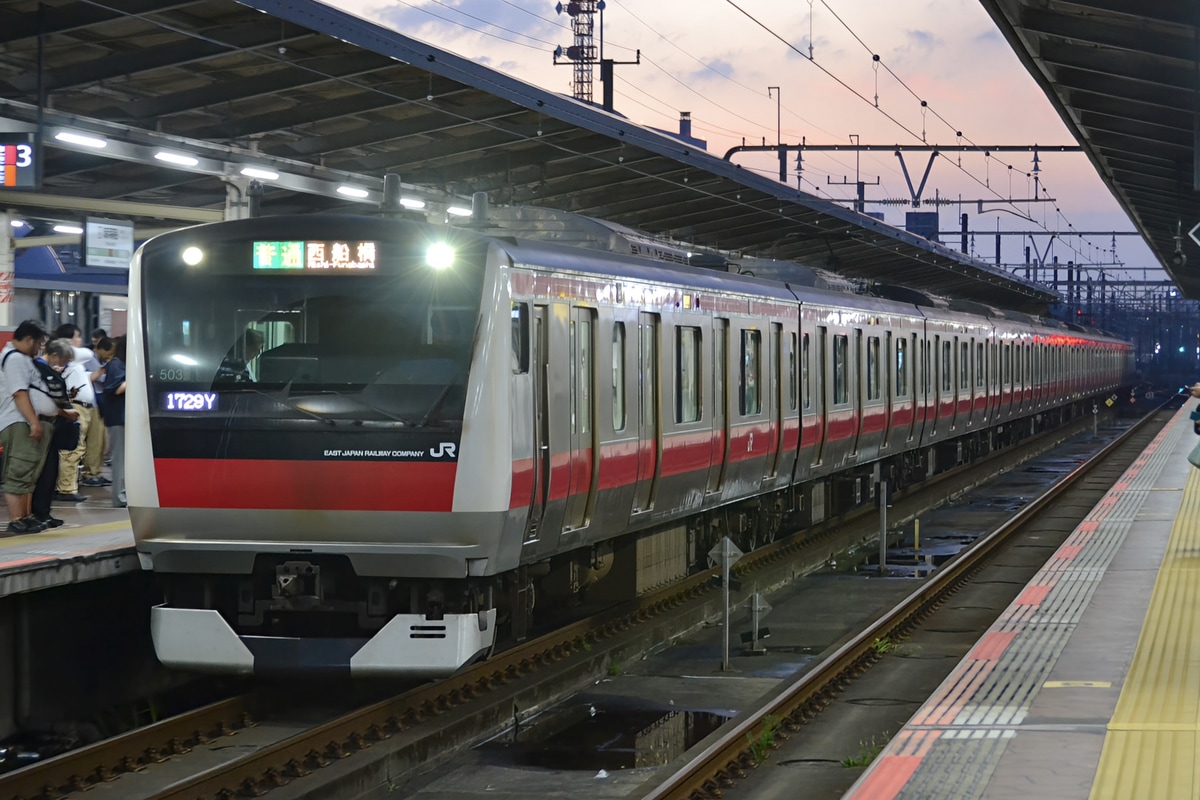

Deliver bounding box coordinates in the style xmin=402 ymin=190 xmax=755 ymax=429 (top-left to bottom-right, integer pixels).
xmin=563 ymin=307 xmax=596 ymax=532
xmin=632 ymin=312 xmax=661 ymax=514
xmin=527 ymin=305 xmax=552 ymax=538
xmin=706 ymin=318 xmax=729 ymax=494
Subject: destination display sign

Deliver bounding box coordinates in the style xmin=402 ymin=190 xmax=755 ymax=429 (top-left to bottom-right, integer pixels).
xmin=253 ymin=240 xmax=378 ymax=271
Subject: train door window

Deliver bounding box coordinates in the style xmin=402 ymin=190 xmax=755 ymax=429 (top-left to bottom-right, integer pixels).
xmin=511 ymin=302 xmax=529 ymax=374
xmin=714 ymin=319 xmax=728 ymax=422
xmin=940 ymin=338 xmax=951 ymax=392
xmin=922 ymin=338 xmax=930 ymax=395
xmin=570 ymin=311 xmax=594 ymax=434
xmin=787 ymin=331 xmax=798 ymax=410
xmin=676 ymin=326 xmax=702 ymax=423
xmin=801 ymin=332 xmax=811 ymax=409
xmin=896 ymin=337 xmax=908 ymax=397
xmin=833 ymin=334 xmax=849 ymax=405
xmin=741 ymin=329 xmax=762 ymax=415
xmin=976 ymin=342 xmax=984 ymax=388
xmin=612 ymin=322 xmax=626 ymax=431
xmin=959 ymin=340 xmax=969 ymax=390
xmin=867 ymin=336 xmax=880 ymax=400
xmin=640 ymin=316 xmax=658 ymax=429
xmin=990 ymin=342 xmax=998 ymax=387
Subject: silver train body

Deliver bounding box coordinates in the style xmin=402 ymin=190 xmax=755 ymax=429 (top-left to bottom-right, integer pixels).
xmin=127 ymin=209 xmax=1134 ymax=677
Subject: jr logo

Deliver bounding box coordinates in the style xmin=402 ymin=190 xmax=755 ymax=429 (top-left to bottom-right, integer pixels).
xmin=429 ymin=442 xmax=457 ymax=459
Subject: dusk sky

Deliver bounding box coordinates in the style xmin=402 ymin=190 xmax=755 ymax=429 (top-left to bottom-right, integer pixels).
xmin=322 ymin=0 xmax=1163 ymax=285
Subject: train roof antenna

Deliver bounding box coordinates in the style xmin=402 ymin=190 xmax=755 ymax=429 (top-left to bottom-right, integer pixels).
xmin=379 ymin=173 xmax=404 ymax=216
xmin=471 ymin=191 xmax=489 ymax=223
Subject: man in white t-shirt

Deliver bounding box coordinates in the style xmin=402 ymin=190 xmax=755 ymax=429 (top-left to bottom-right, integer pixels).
xmin=52 ymin=325 xmax=100 ymax=500
xmin=0 ymin=320 xmax=51 ymax=533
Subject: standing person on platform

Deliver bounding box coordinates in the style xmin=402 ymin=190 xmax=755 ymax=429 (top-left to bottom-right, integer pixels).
xmin=53 ymin=325 xmax=97 ymax=502
xmin=29 ymin=339 xmax=80 ymax=528
xmin=92 ymin=336 xmax=127 ymax=508
xmin=0 ymin=320 xmax=51 ymax=533
xmin=81 ymin=330 xmax=111 ymax=488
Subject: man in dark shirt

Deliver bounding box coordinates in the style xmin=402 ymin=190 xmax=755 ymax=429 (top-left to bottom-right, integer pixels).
xmin=92 ymin=337 xmax=127 ymax=508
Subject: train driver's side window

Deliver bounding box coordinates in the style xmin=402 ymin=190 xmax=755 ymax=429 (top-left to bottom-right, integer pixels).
xmin=511 ymin=302 xmax=528 ymax=374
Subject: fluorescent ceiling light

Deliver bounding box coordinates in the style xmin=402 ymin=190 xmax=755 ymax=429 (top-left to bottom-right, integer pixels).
xmin=54 ymin=131 xmax=107 ymax=149
xmin=240 ymin=167 xmax=279 ymax=181
xmin=9 ymin=220 xmax=23 ymax=228
xmin=400 ymin=197 xmax=426 ymax=209
xmin=155 ymin=151 xmax=199 ymax=167
xmin=446 ymin=206 xmax=472 ymax=217
xmin=337 ymin=185 xmax=370 ymax=199
xmin=53 ymin=224 xmax=84 ymax=235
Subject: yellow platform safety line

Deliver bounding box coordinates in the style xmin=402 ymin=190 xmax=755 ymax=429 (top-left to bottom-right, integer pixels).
xmin=1091 ymin=464 xmax=1200 ymax=800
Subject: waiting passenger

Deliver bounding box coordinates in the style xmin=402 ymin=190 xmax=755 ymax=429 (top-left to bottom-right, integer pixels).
xmin=53 ymin=324 xmax=100 ymax=498
xmin=92 ymin=336 xmax=126 ymax=508
xmin=0 ymin=320 xmax=51 ymax=533
xmin=30 ymin=339 xmax=81 ymax=528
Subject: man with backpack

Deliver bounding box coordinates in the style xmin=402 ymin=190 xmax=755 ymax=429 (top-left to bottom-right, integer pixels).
xmin=0 ymin=320 xmax=52 ymax=533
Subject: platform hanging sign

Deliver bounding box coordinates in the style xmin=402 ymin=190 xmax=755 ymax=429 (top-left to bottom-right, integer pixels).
xmin=0 ymin=133 xmax=38 ymax=190
xmin=85 ymin=217 xmax=134 ymax=268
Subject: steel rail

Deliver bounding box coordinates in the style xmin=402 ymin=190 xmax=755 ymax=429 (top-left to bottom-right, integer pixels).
xmin=636 ymin=405 xmax=1168 ymax=800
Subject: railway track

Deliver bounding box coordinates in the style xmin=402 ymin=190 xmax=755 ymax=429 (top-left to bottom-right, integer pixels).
xmin=633 ymin=403 xmax=1170 ymax=800
xmin=0 ymin=409 xmax=1150 ymax=800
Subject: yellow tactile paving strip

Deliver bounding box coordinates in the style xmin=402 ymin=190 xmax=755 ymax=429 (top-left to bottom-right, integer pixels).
xmin=1090 ymin=456 xmax=1200 ymax=800
xmin=844 ymin=408 xmax=1189 ymax=800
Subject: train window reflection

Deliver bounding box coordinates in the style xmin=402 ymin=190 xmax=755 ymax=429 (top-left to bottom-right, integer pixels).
xmin=676 ymin=327 xmax=701 ymax=423
xmin=896 ymin=337 xmax=908 ymax=397
xmin=612 ymin=322 xmax=626 ymax=431
xmin=832 ymin=334 xmax=848 ymax=406
xmin=866 ymin=336 xmax=880 ymax=401
xmin=741 ymin=329 xmax=762 ymax=415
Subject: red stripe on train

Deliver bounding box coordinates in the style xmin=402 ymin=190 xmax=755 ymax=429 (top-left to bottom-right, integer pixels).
xmin=154 ymin=458 xmax=457 ymax=511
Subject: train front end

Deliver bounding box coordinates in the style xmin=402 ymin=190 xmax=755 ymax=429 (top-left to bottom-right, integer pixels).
xmin=128 ymin=215 xmax=517 ymax=677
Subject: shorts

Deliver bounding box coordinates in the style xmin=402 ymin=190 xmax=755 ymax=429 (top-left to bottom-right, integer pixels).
xmin=1 ymin=420 xmax=52 ymax=495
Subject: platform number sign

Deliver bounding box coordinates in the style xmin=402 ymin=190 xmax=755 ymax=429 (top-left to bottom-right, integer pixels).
xmin=0 ymin=134 xmax=38 ymax=189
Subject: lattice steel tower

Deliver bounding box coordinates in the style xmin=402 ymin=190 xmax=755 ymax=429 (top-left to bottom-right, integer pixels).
xmin=554 ymin=1 xmax=598 ymax=104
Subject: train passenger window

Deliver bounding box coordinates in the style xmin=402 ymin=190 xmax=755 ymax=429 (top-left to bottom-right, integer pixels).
xmin=1002 ymin=343 xmax=1010 ymax=384
xmin=676 ymin=327 xmax=702 ymax=423
xmin=959 ymin=341 xmax=969 ymax=390
xmin=801 ymin=333 xmax=811 ymax=409
xmin=976 ymin=343 xmax=985 ymax=388
xmin=896 ymin=338 xmax=908 ymax=397
xmin=714 ymin=319 xmax=728 ymax=423
xmin=612 ymin=323 xmax=626 ymax=431
xmin=640 ymin=316 xmax=658 ymax=429
xmin=867 ymin=336 xmax=880 ymax=400
xmin=741 ymin=329 xmax=762 ymax=415
xmin=787 ymin=332 xmax=797 ymax=410
xmin=833 ymin=334 xmax=849 ymax=405
xmin=511 ymin=303 xmax=528 ymax=374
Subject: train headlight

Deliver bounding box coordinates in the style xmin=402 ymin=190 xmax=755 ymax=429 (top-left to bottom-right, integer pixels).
xmin=425 ymin=243 xmax=454 ymax=270
xmin=181 ymin=246 xmax=204 ymax=266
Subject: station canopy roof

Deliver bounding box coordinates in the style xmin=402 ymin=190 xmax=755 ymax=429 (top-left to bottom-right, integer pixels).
xmin=979 ymin=0 xmax=1200 ymax=298
xmin=0 ymin=0 xmax=1058 ymax=309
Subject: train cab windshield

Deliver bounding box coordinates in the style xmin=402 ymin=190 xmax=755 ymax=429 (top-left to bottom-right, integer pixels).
xmin=140 ymin=217 xmax=489 ymax=428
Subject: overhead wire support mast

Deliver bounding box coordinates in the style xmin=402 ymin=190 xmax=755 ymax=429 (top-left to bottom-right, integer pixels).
xmin=553 ymin=0 xmax=639 ymax=113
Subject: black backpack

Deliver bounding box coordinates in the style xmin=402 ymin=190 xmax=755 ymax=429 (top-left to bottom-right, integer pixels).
xmin=2 ymin=350 xmax=79 ymax=450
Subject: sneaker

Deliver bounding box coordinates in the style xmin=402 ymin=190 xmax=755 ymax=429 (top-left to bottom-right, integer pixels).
xmin=54 ymin=492 xmax=88 ymax=503
xmin=81 ymin=477 xmax=112 ymax=487
xmin=7 ymin=517 xmax=45 ymax=534
xmin=35 ymin=516 xmax=64 ymax=529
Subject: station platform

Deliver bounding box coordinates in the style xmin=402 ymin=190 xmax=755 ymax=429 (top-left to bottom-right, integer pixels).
xmin=0 ymin=490 xmax=136 ymax=599
xmin=843 ymin=401 xmax=1200 ymax=800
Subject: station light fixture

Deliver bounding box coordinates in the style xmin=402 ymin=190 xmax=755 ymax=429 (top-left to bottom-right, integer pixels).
xmin=336 ymin=185 xmax=370 ymax=199
xmin=53 ymin=130 xmax=107 ymax=149
xmin=155 ymin=151 xmax=200 ymax=167
xmin=446 ymin=205 xmax=472 ymax=217
xmin=240 ymin=166 xmax=280 ymax=181
xmin=399 ymin=197 xmax=426 ymax=209
xmin=53 ymin=224 xmax=83 ymax=234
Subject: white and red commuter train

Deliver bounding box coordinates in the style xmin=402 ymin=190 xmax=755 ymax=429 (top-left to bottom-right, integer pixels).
xmin=127 ymin=204 xmax=1134 ymax=677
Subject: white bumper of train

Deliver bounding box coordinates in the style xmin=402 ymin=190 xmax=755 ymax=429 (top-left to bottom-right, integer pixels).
xmin=150 ymin=606 xmax=497 ymax=678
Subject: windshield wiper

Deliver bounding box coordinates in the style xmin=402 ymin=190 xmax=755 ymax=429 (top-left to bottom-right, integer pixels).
xmin=236 ymin=385 xmax=336 ymax=426
xmin=417 ymin=371 xmax=465 ymax=428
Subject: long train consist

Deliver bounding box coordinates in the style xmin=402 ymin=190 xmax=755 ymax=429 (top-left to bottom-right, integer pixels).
xmin=127 ymin=200 xmax=1134 ymax=677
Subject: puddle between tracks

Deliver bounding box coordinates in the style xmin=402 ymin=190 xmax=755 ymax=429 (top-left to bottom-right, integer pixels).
xmin=478 ymin=695 xmax=731 ymax=771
